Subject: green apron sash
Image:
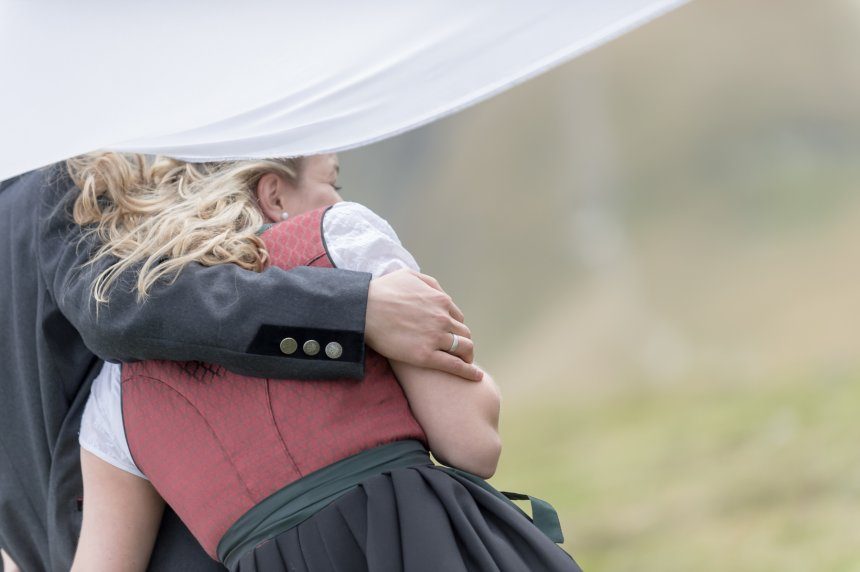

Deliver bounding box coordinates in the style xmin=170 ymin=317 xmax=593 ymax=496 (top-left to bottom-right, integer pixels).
xmin=217 ymin=440 xmax=431 ymax=568
xmin=216 ymin=440 xmax=565 ymax=568
xmin=438 ymin=466 xmax=565 ymax=544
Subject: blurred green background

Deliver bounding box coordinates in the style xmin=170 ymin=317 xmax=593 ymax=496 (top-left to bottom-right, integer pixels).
xmin=340 ymin=0 xmax=860 ymax=570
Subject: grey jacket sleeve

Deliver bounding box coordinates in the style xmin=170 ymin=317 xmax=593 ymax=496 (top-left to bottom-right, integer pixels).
xmin=36 ymin=165 xmax=371 ymax=379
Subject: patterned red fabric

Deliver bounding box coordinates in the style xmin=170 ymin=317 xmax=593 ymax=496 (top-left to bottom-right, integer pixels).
xmin=122 ymin=206 xmax=427 ymax=558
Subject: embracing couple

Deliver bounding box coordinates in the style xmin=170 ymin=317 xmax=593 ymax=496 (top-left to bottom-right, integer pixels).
xmin=0 ymin=153 xmax=580 ymax=571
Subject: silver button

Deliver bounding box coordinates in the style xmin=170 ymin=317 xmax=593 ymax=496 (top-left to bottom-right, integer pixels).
xmin=303 ymin=339 xmax=321 ymax=356
xmin=325 ymin=342 xmax=343 ymax=360
xmin=279 ymin=337 xmax=298 ymax=355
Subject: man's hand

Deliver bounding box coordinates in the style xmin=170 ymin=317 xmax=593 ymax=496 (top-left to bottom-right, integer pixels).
xmin=366 ymin=269 xmax=482 ymax=381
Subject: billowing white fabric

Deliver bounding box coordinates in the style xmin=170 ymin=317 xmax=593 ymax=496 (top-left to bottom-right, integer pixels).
xmin=78 ymin=201 xmax=420 ymax=476
xmin=0 ymin=1 xmax=688 ymax=181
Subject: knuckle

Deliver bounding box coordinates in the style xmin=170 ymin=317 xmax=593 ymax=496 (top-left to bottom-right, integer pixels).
xmin=431 ymin=290 xmax=447 ymax=304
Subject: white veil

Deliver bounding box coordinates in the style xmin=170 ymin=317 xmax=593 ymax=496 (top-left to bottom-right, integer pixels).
xmin=0 ymin=0 xmax=689 ymax=180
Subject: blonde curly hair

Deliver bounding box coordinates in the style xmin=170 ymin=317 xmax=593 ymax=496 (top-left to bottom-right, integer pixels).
xmin=66 ymin=152 xmax=303 ymax=304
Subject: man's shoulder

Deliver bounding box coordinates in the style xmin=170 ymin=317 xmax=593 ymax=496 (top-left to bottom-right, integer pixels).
xmin=1 ymin=163 xmax=78 ymax=235
xmin=0 ymin=162 xmax=68 ymax=195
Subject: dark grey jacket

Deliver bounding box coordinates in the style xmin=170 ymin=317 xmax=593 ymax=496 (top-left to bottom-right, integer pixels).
xmin=0 ymin=165 xmax=372 ymax=571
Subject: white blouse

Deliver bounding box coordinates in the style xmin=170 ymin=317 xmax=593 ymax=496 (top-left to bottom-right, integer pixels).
xmin=78 ymin=201 xmax=419 ymax=479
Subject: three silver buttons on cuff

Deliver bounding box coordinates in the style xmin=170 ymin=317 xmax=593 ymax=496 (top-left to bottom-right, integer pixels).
xmin=279 ymin=337 xmax=342 ymax=360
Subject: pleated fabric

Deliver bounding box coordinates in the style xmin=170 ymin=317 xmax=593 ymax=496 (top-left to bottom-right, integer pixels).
xmin=233 ymin=464 xmax=581 ymax=572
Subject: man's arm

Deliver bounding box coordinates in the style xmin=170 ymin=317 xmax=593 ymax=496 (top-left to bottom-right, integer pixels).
xmin=34 ymin=165 xmax=478 ymax=380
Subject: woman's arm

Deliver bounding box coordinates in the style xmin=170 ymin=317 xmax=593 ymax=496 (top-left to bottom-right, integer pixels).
xmin=1 ymin=548 xmax=21 ymax=572
xmin=322 ymin=202 xmax=500 ymax=475
xmin=71 ymin=449 xmax=165 ymax=572
xmin=392 ymin=361 xmax=502 ymax=478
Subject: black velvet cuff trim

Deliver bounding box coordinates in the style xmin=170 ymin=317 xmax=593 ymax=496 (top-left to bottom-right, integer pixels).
xmin=246 ymin=325 xmax=365 ymax=364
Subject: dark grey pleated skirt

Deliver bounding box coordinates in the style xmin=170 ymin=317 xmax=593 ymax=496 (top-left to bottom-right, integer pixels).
xmin=232 ymin=464 xmax=582 ymax=572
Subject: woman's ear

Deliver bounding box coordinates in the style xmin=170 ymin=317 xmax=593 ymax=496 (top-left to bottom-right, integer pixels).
xmin=255 ymin=173 xmax=288 ymax=223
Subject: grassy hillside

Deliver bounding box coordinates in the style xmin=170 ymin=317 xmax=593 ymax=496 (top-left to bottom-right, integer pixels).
xmin=493 ymin=370 xmax=860 ymax=571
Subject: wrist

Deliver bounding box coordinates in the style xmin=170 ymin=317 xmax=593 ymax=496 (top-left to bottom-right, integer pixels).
xmin=364 ymin=279 xmax=378 ymax=349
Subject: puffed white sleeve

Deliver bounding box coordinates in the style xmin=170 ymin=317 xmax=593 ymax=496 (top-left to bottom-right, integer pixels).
xmin=78 ymin=362 xmax=148 ymax=480
xmin=323 ymin=202 xmax=420 ymax=276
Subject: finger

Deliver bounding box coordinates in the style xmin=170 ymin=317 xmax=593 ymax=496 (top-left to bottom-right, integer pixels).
xmin=438 ymin=331 xmax=474 ymax=362
xmin=414 ymin=272 xmax=443 ymax=292
xmin=426 ymin=351 xmax=484 ymax=381
xmin=445 ymin=334 xmax=474 ymax=364
xmin=414 ymin=272 xmax=465 ymax=322
xmin=446 ymin=298 xmax=465 ymax=323
xmin=447 ymin=319 xmax=471 ymax=340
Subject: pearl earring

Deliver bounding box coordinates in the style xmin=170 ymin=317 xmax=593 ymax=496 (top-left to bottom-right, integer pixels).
xmin=281 ymin=212 xmax=289 ymax=221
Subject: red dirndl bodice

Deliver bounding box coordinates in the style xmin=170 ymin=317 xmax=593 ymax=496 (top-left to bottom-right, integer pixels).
xmin=121 ymin=206 xmax=427 ymax=558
